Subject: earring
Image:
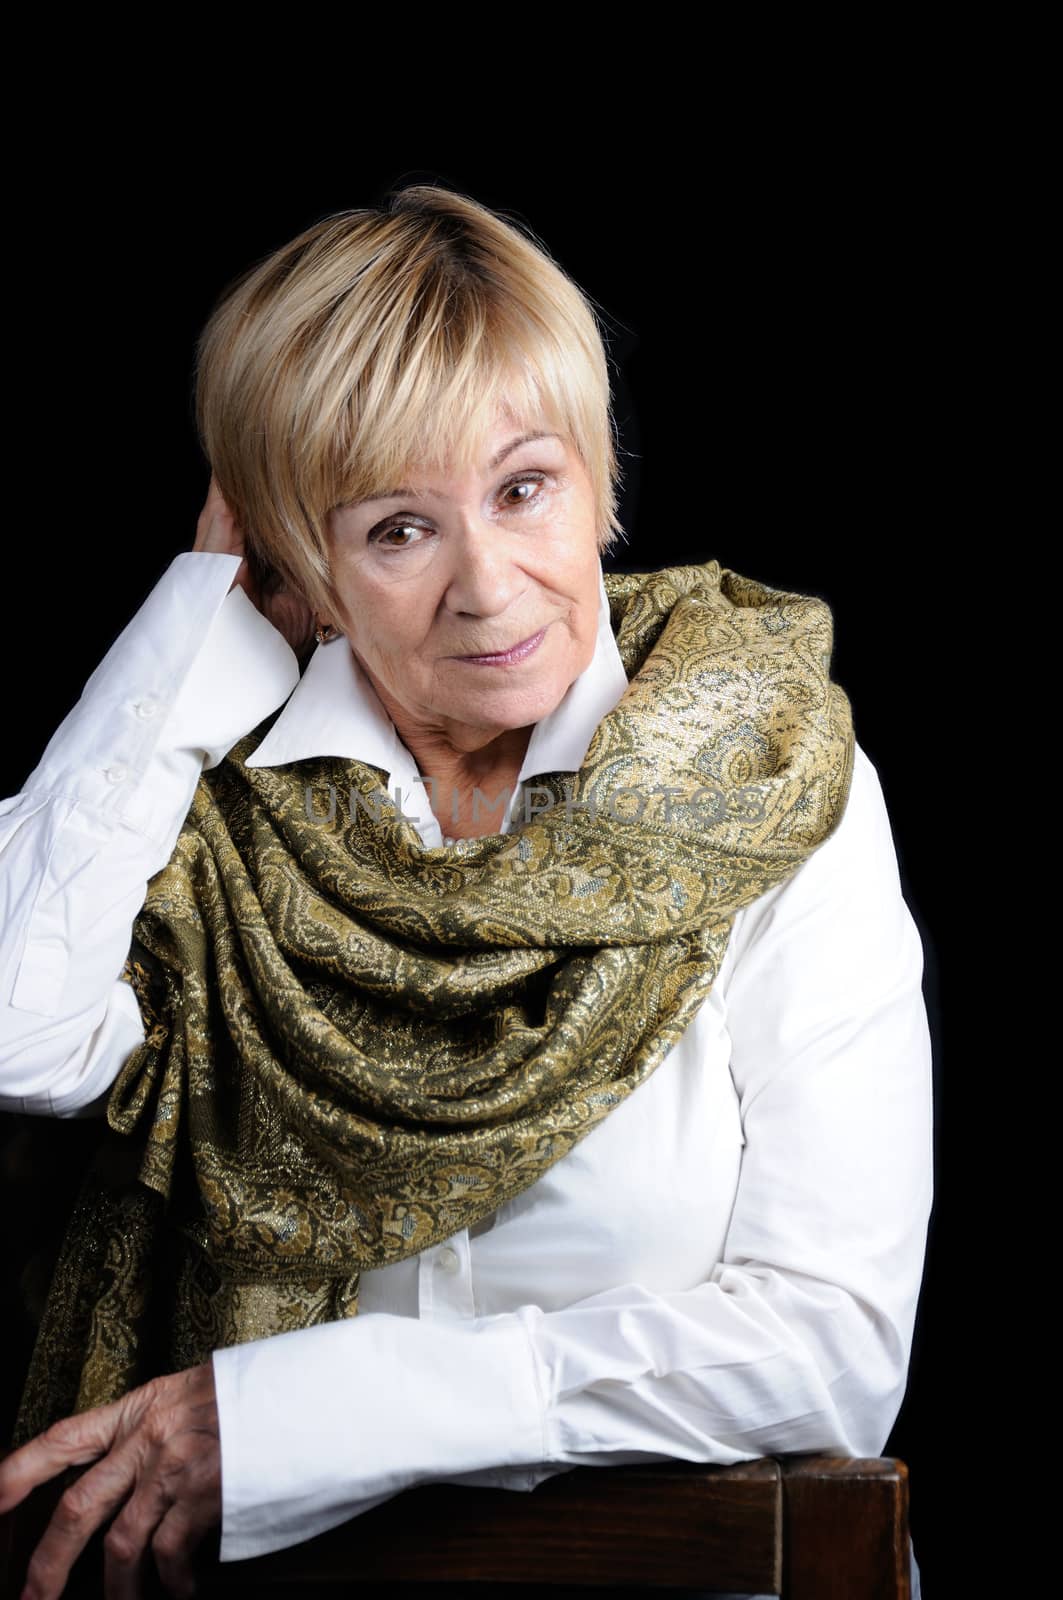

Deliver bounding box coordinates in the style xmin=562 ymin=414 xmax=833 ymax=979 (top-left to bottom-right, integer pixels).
xmin=315 ymin=621 xmax=342 ymax=645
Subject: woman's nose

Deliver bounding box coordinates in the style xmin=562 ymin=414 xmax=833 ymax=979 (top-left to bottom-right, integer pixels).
xmin=443 ymin=520 xmax=525 ymax=616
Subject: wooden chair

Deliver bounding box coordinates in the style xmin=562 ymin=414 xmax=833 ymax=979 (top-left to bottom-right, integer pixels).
xmin=3 ymin=1452 xmax=913 ymax=1597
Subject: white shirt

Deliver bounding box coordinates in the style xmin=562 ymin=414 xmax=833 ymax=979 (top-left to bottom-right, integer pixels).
xmin=0 ymin=551 xmax=934 ymax=1565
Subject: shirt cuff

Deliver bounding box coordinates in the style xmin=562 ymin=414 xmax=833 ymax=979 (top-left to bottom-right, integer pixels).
xmin=211 ymin=1308 xmax=549 ymax=1563
xmin=115 ymin=581 xmax=301 ymax=847
xmin=160 ymin=575 xmax=302 ymax=772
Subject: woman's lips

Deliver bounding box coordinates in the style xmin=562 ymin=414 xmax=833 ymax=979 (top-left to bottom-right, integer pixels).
xmin=454 ymin=626 xmax=547 ymax=666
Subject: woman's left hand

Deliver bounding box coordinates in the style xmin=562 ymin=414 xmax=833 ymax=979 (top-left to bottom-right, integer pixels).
xmin=0 ymin=1361 xmax=221 ymax=1599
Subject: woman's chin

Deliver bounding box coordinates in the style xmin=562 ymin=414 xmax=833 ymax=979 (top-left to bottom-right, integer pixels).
xmin=443 ymin=673 xmax=573 ymax=732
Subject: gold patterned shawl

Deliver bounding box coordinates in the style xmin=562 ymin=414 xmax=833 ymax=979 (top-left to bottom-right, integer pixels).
xmin=13 ymin=560 xmax=854 ymax=1446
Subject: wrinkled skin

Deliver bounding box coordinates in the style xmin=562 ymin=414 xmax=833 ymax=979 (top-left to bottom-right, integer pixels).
xmin=0 ymin=1362 xmax=220 ymax=1599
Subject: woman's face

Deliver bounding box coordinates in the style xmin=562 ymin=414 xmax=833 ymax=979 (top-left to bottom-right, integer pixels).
xmin=323 ymin=415 xmax=602 ymax=756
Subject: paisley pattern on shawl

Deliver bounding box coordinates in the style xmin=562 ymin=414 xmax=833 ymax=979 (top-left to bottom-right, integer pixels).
xmin=13 ymin=560 xmax=854 ymax=1443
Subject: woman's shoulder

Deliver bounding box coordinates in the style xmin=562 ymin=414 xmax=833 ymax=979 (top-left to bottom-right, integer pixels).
xmin=720 ymin=737 xmax=907 ymax=984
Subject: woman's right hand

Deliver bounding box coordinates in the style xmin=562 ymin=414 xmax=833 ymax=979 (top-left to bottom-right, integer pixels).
xmin=193 ymin=473 xmax=318 ymax=658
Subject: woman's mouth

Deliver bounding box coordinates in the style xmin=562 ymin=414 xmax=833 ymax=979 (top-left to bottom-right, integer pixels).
xmin=454 ymin=627 xmax=547 ymax=666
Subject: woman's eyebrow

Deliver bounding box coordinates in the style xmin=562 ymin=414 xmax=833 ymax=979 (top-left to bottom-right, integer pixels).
xmin=357 ymin=432 xmax=562 ymax=506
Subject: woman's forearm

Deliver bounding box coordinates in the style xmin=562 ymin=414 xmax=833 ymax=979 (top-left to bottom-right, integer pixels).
xmin=0 ymin=553 xmax=300 ymax=1113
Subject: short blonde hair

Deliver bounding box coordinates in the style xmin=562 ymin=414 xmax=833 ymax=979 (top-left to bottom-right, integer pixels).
xmin=193 ymin=183 xmax=628 ymax=622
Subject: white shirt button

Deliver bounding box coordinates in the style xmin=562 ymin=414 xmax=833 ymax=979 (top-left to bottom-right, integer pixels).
xmin=436 ymin=1246 xmax=460 ymax=1273
xmin=103 ymin=765 xmax=128 ymax=784
xmin=133 ymin=697 xmax=160 ymax=719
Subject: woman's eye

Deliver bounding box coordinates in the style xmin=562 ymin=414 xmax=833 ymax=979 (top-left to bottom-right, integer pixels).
xmin=502 ymin=474 xmax=546 ymax=508
xmin=369 ymin=474 xmax=548 ymax=549
xmin=373 ymin=524 xmax=425 ymax=549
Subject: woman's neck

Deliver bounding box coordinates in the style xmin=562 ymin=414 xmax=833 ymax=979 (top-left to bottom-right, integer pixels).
xmin=400 ymin=724 xmax=533 ymax=841
xmin=355 ymin=654 xmax=535 ymax=841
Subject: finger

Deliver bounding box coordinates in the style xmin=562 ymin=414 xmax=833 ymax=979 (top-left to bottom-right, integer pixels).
xmin=193 ymin=477 xmax=246 ymax=559
xmin=205 ymin=472 xmax=234 ymax=516
xmin=103 ymin=1415 xmax=219 ymax=1600
xmin=0 ymin=1401 xmax=130 ymax=1512
xmin=18 ymin=1434 xmax=148 ymax=1600
xmin=104 ymin=1534 xmax=151 ymax=1600
xmin=200 ymin=475 xmax=227 ymax=522
xmin=151 ymin=1501 xmax=214 ymax=1600
xmin=103 ymin=1470 xmax=179 ymax=1600
xmin=104 ymin=1529 xmax=152 ymax=1600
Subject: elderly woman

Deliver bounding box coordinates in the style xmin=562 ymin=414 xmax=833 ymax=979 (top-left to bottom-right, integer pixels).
xmin=0 ymin=186 xmax=931 ymax=1600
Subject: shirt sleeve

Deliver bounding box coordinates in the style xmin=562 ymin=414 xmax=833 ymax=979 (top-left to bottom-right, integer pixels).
xmin=0 ymin=553 xmax=301 ymax=1116
xmin=210 ymin=740 xmax=935 ymax=1564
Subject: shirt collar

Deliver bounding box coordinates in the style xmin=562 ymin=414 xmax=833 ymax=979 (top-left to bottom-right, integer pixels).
xmin=244 ymin=562 xmax=629 ymax=788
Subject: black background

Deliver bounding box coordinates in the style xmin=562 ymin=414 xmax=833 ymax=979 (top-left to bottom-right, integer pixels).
xmin=0 ymin=144 xmax=981 ymax=1597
